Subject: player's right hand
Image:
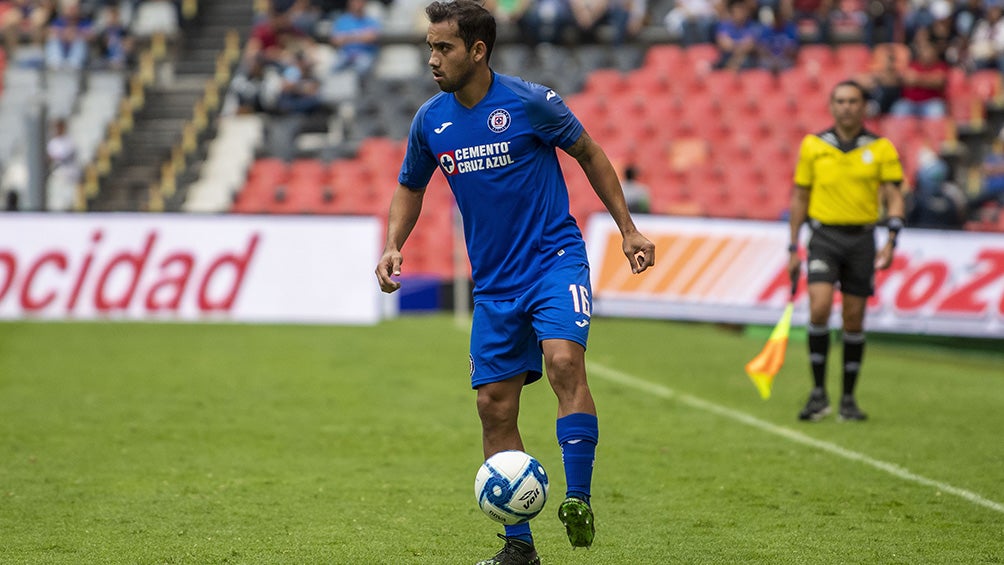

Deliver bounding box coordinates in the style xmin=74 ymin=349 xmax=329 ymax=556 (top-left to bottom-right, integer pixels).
xmin=375 ymin=250 xmax=403 ymax=293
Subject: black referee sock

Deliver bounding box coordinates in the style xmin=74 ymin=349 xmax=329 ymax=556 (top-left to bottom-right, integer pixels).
xmin=807 ymin=324 xmax=830 ymax=391
xmin=843 ymin=331 xmax=865 ymax=397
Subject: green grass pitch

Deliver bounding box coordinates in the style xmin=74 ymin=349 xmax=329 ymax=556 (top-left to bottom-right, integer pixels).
xmin=1 ymin=315 xmax=1002 ymax=564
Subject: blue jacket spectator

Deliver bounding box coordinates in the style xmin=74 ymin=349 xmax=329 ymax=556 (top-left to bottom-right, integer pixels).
xmin=714 ymin=0 xmax=760 ymax=71
xmin=330 ymin=0 xmax=381 ymax=76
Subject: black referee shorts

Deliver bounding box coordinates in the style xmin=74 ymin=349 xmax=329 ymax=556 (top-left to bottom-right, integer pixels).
xmin=806 ymin=220 xmax=876 ymax=297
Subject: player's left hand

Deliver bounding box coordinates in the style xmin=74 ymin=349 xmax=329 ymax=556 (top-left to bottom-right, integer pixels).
xmin=623 ymin=232 xmax=655 ymax=274
xmin=875 ymin=242 xmax=895 ymax=270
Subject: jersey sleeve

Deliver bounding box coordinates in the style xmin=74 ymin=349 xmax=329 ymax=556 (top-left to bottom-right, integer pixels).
xmin=793 ymin=135 xmax=814 ymax=187
xmin=877 ymin=138 xmax=904 ymax=184
xmin=398 ymin=104 xmax=438 ymax=190
xmin=520 ymin=83 xmax=584 ymax=150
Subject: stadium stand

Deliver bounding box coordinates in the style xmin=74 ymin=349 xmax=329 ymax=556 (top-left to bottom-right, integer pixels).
xmin=4 ymin=0 xmax=1001 ymax=272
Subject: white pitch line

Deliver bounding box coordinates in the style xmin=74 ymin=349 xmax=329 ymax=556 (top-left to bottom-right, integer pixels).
xmin=589 ymin=361 xmax=1004 ymax=515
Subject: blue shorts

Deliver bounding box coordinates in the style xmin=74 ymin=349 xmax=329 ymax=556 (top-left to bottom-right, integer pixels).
xmin=469 ymin=262 xmax=592 ymax=389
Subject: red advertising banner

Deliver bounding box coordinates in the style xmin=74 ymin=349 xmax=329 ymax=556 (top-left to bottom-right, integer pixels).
xmin=0 ymin=214 xmax=382 ymax=324
xmin=586 ymin=215 xmax=1004 ymax=338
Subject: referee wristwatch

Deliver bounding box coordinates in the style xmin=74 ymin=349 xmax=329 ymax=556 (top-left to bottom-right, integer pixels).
xmin=787 ymin=244 xmax=799 ymax=253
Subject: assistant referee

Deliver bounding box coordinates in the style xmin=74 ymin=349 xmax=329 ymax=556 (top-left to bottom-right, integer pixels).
xmin=787 ymin=80 xmax=905 ymax=422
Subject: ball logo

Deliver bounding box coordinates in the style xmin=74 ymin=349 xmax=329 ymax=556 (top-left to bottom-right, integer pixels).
xmin=487 ymin=109 xmax=511 ymax=133
xmin=438 ymin=151 xmax=458 ymax=176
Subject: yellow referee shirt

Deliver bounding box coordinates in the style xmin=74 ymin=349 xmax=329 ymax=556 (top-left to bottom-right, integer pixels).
xmin=794 ymin=128 xmax=903 ymax=225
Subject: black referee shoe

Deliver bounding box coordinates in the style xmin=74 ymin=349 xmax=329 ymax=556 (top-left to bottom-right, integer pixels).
xmin=838 ymin=395 xmax=868 ymax=421
xmin=798 ymin=388 xmax=831 ymax=421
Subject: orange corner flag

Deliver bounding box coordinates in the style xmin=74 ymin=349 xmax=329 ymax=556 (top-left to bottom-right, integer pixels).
xmin=744 ymin=302 xmax=794 ymax=400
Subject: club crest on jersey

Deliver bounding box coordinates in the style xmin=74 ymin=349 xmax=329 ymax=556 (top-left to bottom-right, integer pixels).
xmin=438 ymin=152 xmax=457 ymax=175
xmin=487 ymin=109 xmax=511 ymax=133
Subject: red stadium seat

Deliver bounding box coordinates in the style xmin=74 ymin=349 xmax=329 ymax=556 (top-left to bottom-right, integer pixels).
xmin=835 ymin=43 xmax=874 ymax=75
xmin=683 ymin=44 xmax=720 ymax=74
xmin=643 ymin=44 xmax=687 ymax=73
xmin=289 ymin=158 xmax=326 ymax=183
xmin=246 ymin=157 xmax=289 ymax=185
xmin=969 ymin=69 xmax=1003 ymax=103
xmin=582 ymin=69 xmax=628 ymax=100
xmin=799 ymin=44 xmax=837 ymax=69
xmin=737 ymin=68 xmax=782 ymax=99
xmin=270 ymin=175 xmax=326 ymax=214
xmin=626 ymin=66 xmax=674 ymax=97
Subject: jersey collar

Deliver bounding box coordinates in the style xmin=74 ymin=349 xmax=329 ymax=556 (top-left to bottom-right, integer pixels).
xmin=817 ymin=127 xmax=878 ymax=153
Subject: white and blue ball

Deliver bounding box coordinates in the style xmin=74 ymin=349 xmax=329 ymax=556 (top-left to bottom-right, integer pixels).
xmin=474 ymin=450 xmax=549 ymax=525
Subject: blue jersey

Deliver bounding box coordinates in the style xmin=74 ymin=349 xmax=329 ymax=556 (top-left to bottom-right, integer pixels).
xmin=398 ymin=72 xmax=588 ymax=300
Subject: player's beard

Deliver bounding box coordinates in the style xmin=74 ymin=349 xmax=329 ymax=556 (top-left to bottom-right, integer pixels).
xmin=435 ymin=59 xmax=477 ymax=94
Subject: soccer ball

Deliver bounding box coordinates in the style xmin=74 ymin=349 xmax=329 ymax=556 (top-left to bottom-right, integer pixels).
xmin=474 ymin=450 xmax=549 ymax=525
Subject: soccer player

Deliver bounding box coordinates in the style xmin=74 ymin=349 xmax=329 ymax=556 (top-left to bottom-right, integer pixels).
xmin=787 ymin=80 xmax=905 ymax=422
xmin=374 ymin=1 xmax=655 ymax=562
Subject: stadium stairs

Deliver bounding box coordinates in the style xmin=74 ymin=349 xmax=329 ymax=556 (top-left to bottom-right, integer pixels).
xmin=89 ymin=0 xmax=253 ymax=211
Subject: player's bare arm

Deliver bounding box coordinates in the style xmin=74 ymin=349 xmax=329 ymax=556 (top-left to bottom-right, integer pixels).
xmin=565 ymin=131 xmax=655 ymax=274
xmin=876 ymin=181 xmax=905 ymax=270
xmin=376 ymin=184 xmax=426 ymax=293
xmin=788 ymin=185 xmax=810 ymax=281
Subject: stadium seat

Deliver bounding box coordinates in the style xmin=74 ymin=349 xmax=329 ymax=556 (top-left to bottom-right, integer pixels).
xmin=969 ymin=69 xmax=1003 ymax=104
xmin=836 ymin=43 xmax=875 ymax=75
xmin=582 ymin=69 xmax=628 ymax=100
xmin=627 ymin=66 xmax=673 ymax=97
xmin=798 ymin=44 xmax=837 ymax=69
xmin=682 ymin=44 xmax=720 ymax=73
xmin=289 ymin=158 xmax=327 ymax=184
xmin=643 ymin=44 xmax=686 ymax=73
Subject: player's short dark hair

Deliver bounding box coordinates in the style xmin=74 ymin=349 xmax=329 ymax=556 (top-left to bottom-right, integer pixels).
xmin=830 ymin=80 xmax=869 ymax=102
xmin=426 ymin=0 xmax=496 ymax=62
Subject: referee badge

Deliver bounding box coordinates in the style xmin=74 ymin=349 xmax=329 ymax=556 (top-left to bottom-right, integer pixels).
xmin=487 ymin=109 xmax=511 ymax=133
xmin=861 ymin=149 xmax=874 ymax=164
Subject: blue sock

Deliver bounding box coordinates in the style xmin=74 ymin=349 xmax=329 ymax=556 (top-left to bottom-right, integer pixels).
xmin=556 ymin=412 xmax=599 ymax=503
xmin=504 ymin=522 xmax=532 ymax=545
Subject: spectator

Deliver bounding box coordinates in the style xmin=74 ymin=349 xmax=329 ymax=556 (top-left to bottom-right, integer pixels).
xmin=621 ymin=164 xmax=651 ymax=213
xmin=229 ymin=53 xmax=273 ymax=114
xmin=863 ymin=0 xmax=900 ymax=46
xmin=904 ymin=0 xmax=936 ymax=44
xmin=329 ymin=0 xmax=381 ymax=76
xmin=856 ymin=42 xmax=903 ymax=115
xmin=964 ymin=0 xmax=1004 ymax=71
xmin=2 ymin=0 xmax=53 ymax=53
xmin=244 ymin=1 xmax=309 ymax=69
xmin=889 ymin=40 xmax=949 ymax=119
xmin=906 ymin=146 xmax=966 ymax=229
xmin=567 ymin=0 xmax=610 ymax=42
xmin=93 ymin=3 xmax=133 ymax=69
xmin=829 ymin=0 xmax=867 ymax=43
xmin=952 ymin=0 xmax=983 ymax=40
xmin=605 ymin=0 xmax=647 ymax=44
xmin=968 ymin=135 xmax=1004 ymax=217
xmin=664 ymin=0 xmax=720 ymax=45
xmin=916 ymin=0 xmax=961 ymax=63
xmin=714 ymin=0 xmax=760 ymax=71
xmin=45 ymin=2 xmax=92 ymax=70
xmin=485 ymin=0 xmax=533 ymax=37
xmin=45 ymin=118 xmax=80 ymax=211
xmin=791 ymin=0 xmax=832 ymax=44
xmin=277 ymin=48 xmax=323 ymax=115
xmin=521 ymin=0 xmax=575 ymax=44
xmin=758 ymin=0 xmax=799 ymax=73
